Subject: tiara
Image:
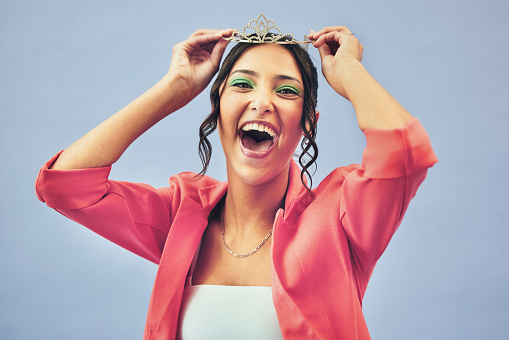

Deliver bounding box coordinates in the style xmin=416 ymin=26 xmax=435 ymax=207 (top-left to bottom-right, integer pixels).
xmin=224 ymin=14 xmax=311 ymax=45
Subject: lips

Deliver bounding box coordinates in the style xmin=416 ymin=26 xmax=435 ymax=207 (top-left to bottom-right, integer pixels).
xmin=239 ymin=121 xmax=279 ymax=158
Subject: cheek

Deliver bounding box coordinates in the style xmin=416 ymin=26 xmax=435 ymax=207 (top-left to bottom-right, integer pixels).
xmin=218 ymin=114 xmax=237 ymax=138
xmin=281 ymin=116 xmax=305 ymax=155
xmin=217 ymin=106 xmax=241 ymax=146
xmin=285 ymin=105 xmax=305 ymax=135
xmin=219 ymin=94 xmax=244 ymax=121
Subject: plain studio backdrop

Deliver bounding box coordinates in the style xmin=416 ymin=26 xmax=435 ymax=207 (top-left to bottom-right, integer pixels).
xmin=1 ymin=0 xmax=508 ymax=339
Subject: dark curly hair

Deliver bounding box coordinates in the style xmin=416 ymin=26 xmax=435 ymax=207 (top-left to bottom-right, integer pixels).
xmin=197 ymin=34 xmax=319 ymax=192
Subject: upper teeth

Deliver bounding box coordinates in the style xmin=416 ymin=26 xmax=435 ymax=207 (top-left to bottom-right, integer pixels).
xmin=242 ymin=123 xmax=277 ymax=138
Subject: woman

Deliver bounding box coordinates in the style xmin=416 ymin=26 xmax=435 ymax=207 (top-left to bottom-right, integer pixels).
xmin=36 ymin=21 xmax=437 ymax=339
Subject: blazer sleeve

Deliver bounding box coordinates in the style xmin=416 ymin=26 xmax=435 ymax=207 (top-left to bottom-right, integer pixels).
xmin=339 ymin=117 xmax=438 ymax=273
xmin=35 ymin=152 xmax=173 ymax=264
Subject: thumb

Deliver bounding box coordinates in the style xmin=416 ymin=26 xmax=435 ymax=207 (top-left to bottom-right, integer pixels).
xmin=210 ymin=38 xmax=229 ymax=69
xmin=317 ymin=43 xmax=332 ymax=63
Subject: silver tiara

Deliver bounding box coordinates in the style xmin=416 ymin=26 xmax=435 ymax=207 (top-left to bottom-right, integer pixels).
xmin=224 ymin=14 xmax=311 ymax=45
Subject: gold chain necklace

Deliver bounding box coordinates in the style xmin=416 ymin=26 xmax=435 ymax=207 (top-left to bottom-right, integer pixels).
xmin=221 ymin=207 xmax=273 ymax=258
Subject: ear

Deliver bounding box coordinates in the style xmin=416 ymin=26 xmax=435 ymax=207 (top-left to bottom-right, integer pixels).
xmin=303 ymin=110 xmax=320 ymax=136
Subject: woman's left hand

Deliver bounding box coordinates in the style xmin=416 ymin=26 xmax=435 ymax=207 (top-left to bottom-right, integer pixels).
xmin=309 ymin=26 xmax=412 ymax=131
xmin=308 ymin=26 xmax=364 ymax=100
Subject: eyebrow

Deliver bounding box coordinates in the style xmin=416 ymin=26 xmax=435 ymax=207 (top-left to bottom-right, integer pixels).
xmin=230 ymin=69 xmax=302 ymax=85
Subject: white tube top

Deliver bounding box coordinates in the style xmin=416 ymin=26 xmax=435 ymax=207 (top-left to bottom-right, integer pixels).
xmin=177 ymin=285 xmax=283 ymax=339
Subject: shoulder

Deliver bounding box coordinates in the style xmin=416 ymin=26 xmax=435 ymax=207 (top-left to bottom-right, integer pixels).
xmin=313 ymin=164 xmax=361 ymax=197
xmin=166 ymin=172 xmax=227 ymax=211
xmin=169 ymin=172 xmax=221 ymax=187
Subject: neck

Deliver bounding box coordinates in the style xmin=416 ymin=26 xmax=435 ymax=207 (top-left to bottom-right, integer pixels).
xmin=223 ymin=163 xmax=290 ymax=237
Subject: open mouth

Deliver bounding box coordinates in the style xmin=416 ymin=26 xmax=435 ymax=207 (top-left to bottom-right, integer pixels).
xmin=240 ymin=122 xmax=278 ymax=153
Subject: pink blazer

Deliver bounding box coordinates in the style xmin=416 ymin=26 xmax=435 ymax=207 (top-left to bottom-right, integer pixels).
xmin=36 ymin=117 xmax=437 ymax=339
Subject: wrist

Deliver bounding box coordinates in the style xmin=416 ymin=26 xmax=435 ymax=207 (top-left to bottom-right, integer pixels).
xmin=328 ymin=56 xmax=365 ymax=98
xmin=334 ymin=55 xmax=364 ymax=80
xmin=158 ymin=73 xmax=196 ymax=111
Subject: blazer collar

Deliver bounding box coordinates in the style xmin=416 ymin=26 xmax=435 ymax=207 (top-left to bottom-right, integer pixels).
xmin=197 ymin=179 xmax=228 ymax=213
xmin=195 ymin=160 xmax=309 ymax=221
xmin=284 ymin=160 xmax=310 ymax=220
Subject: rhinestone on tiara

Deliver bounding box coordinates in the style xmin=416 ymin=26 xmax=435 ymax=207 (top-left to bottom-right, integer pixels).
xmin=224 ymin=13 xmax=310 ymax=45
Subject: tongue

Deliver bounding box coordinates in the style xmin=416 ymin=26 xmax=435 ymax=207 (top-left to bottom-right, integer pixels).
xmin=242 ymin=135 xmax=273 ymax=152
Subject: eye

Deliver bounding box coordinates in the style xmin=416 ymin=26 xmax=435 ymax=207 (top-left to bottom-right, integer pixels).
xmin=229 ymin=79 xmax=254 ymax=89
xmin=276 ymin=86 xmax=301 ymax=96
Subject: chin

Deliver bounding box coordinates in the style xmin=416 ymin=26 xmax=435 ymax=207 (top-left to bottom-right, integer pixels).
xmin=228 ymin=158 xmax=291 ymax=187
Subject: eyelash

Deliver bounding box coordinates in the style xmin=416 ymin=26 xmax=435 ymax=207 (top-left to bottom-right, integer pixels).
xmin=229 ymin=80 xmax=300 ymax=96
xmin=230 ymin=79 xmax=254 ymax=89
xmin=276 ymin=86 xmax=300 ymax=96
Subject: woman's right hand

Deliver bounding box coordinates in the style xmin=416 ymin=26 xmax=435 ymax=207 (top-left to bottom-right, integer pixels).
xmin=166 ymin=29 xmax=234 ymax=101
xmin=50 ymin=29 xmax=234 ymax=171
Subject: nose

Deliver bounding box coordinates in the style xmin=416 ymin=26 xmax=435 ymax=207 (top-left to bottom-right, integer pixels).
xmin=249 ymin=86 xmax=274 ymax=115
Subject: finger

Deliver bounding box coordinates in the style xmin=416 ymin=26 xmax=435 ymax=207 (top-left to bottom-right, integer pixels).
xmin=186 ymin=29 xmax=235 ymax=49
xmin=188 ymin=28 xmax=233 ymax=38
xmin=209 ymin=38 xmax=230 ymax=68
xmin=312 ymin=31 xmax=343 ymax=49
xmin=308 ymin=26 xmax=350 ymax=40
xmin=307 ymin=29 xmax=316 ymax=40
xmin=316 ymin=42 xmax=333 ymax=61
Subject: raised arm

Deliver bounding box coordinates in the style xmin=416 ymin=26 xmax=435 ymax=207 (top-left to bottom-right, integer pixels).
xmin=308 ymin=26 xmax=412 ymax=131
xmin=51 ymin=29 xmax=234 ymax=170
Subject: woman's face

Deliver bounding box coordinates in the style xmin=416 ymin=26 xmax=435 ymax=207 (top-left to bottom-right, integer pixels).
xmin=218 ymin=44 xmax=304 ymax=187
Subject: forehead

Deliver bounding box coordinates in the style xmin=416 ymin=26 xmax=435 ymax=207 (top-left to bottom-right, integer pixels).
xmin=230 ymin=44 xmax=302 ymax=81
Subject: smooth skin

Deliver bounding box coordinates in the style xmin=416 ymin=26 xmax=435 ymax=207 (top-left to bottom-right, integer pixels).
xmin=50 ymin=26 xmax=412 ymax=286
xmin=193 ymin=45 xmax=305 ymax=286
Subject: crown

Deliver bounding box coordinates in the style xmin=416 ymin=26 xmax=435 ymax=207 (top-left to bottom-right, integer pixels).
xmin=224 ymin=14 xmax=310 ymax=45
